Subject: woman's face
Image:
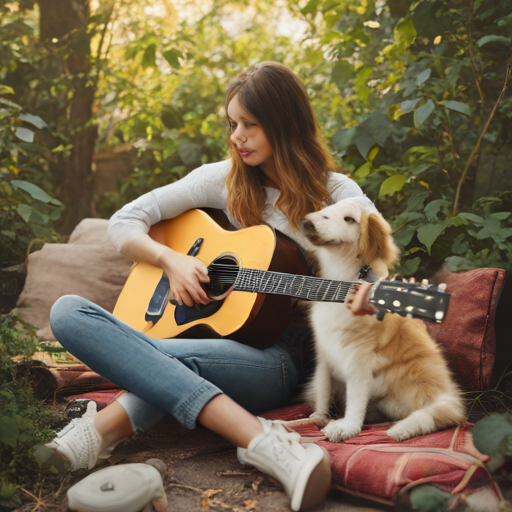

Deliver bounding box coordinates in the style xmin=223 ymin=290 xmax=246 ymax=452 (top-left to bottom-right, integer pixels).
xmin=227 ymin=94 xmax=273 ymax=168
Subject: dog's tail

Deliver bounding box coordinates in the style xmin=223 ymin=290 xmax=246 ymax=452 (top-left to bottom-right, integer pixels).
xmin=385 ymin=392 xmax=466 ymax=442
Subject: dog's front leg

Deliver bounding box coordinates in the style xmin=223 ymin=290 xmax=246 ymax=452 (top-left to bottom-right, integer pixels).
xmin=322 ymin=378 xmax=370 ymax=442
xmin=308 ymin=357 xmax=332 ymax=428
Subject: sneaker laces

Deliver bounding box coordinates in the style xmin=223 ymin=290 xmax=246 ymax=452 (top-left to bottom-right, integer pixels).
xmin=269 ymin=430 xmax=305 ymax=470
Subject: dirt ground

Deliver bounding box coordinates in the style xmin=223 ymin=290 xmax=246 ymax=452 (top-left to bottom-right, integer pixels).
xmin=15 ymin=414 xmax=392 ymax=512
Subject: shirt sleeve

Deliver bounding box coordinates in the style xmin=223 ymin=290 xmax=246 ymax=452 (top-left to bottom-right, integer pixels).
xmin=108 ymin=159 xmax=231 ymax=253
xmin=327 ymin=171 xmax=364 ymax=202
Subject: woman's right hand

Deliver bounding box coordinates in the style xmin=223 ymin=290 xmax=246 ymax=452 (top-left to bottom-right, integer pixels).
xmin=157 ymin=248 xmax=213 ymax=308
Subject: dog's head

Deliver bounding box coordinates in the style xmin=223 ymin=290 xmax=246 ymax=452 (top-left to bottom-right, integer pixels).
xmin=302 ymin=197 xmax=399 ymax=270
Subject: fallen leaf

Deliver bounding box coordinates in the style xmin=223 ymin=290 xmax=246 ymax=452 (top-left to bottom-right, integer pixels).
xmin=201 ymin=489 xmax=223 ymax=509
xmin=244 ymin=499 xmax=258 ymax=510
xmin=251 ymin=476 xmax=264 ymax=492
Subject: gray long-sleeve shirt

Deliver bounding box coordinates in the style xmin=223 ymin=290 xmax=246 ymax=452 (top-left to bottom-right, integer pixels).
xmin=108 ymin=158 xmax=364 ymax=253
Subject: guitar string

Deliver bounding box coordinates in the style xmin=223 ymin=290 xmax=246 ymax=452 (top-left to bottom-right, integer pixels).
xmin=207 ymin=264 xmax=357 ymax=302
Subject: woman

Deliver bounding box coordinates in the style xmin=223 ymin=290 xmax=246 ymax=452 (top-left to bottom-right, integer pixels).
xmin=41 ymin=61 xmax=370 ymax=511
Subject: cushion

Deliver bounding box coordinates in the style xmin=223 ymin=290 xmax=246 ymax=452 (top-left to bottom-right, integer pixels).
xmin=426 ymin=268 xmax=507 ymax=391
xmin=15 ymin=219 xmax=132 ymax=340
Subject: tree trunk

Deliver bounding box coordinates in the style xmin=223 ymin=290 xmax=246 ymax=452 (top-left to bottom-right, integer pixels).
xmin=38 ymin=0 xmax=97 ymax=234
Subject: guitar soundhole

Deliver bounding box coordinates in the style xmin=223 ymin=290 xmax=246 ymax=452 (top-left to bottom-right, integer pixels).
xmin=207 ymin=254 xmax=239 ymax=297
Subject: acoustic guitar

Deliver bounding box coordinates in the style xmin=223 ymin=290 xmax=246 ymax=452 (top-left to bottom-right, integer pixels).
xmin=113 ymin=209 xmax=450 ymax=350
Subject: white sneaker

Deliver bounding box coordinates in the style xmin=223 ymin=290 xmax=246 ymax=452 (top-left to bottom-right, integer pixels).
xmin=238 ymin=428 xmax=332 ymax=511
xmin=36 ymin=401 xmax=102 ymax=472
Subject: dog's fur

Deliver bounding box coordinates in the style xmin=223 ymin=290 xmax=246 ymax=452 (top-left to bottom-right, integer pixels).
xmin=301 ymin=197 xmax=466 ymax=442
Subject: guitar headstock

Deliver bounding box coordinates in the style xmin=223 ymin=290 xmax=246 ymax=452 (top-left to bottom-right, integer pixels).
xmin=369 ymin=279 xmax=450 ymax=323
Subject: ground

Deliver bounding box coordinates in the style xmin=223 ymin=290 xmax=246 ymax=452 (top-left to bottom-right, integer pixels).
xmin=14 ymin=412 xmax=392 ymax=512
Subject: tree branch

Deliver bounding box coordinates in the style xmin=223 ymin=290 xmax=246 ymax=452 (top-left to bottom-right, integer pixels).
xmin=451 ymin=58 xmax=512 ymax=216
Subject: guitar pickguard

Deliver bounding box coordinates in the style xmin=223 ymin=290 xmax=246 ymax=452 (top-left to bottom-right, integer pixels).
xmin=174 ymin=300 xmax=225 ymax=326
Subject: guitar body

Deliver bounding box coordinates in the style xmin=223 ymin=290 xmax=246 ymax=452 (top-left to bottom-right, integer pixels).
xmin=113 ymin=209 xmax=311 ymax=349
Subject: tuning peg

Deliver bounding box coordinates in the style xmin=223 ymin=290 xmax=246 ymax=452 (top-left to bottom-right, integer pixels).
xmin=438 ymin=283 xmax=447 ymax=292
xmin=421 ymin=279 xmax=429 ymax=289
xmin=408 ymin=277 xmax=416 ymax=284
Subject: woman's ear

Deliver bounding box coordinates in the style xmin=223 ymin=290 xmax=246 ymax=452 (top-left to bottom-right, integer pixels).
xmin=358 ymin=211 xmax=400 ymax=268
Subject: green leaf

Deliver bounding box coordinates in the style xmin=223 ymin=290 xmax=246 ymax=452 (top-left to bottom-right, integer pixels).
xmin=354 ymin=162 xmax=371 ymax=179
xmin=415 ymin=68 xmax=431 ymax=86
xmin=394 ymin=226 xmax=416 ymax=247
xmin=11 ymin=180 xmax=55 ymax=204
xmin=444 ymin=256 xmax=475 ymax=272
xmin=477 ymin=35 xmax=511 ymax=47
xmin=499 ymin=227 xmax=512 ymax=239
xmin=332 ymin=127 xmax=356 ymax=150
xmin=19 ymin=113 xmax=48 ymax=129
xmin=301 ymin=0 xmax=320 ymax=16
xmin=394 ymin=17 xmax=417 ymax=46
xmin=18 ymin=142 xmax=46 ymax=153
xmin=410 ymin=484 xmax=451 ymax=512
xmin=459 ymin=212 xmax=484 ymax=224
xmin=442 ymin=100 xmax=471 ymax=117
xmin=0 ymin=85 xmax=15 ymax=96
xmin=417 ymin=223 xmax=446 ymax=253
xmin=354 ymin=133 xmax=375 ymax=159
xmin=400 ymin=98 xmax=421 ymax=113
xmin=424 ymin=199 xmax=450 ymax=222
xmin=379 ymin=174 xmax=407 ymax=197
xmin=367 ymin=145 xmax=379 ymax=163
xmin=0 ymin=98 xmax=22 ymax=109
xmin=472 ymin=413 xmax=512 ymax=472
xmin=0 ymin=415 xmax=19 ymax=448
xmin=141 ymin=43 xmax=156 ymax=68
xmin=491 ymin=212 xmax=511 ymax=220
xmin=15 ymin=127 xmax=34 ymax=143
xmin=332 ymin=60 xmax=354 ymax=88
xmin=414 ymin=100 xmax=435 ymax=128
xmin=162 ymin=49 xmax=182 ymax=69
xmin=399 ymin=256 xmax=421 ymax=276
xmin=476 ymin=217 xmax=502 ymax=239
xmin=16 ymin=204 xmax=32 ymax=223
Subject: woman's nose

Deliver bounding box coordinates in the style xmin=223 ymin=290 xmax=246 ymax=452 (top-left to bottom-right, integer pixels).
xmin=231 ymin=125 xmax=246 ymax=143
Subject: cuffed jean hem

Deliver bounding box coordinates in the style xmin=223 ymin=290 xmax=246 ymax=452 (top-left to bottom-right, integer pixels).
xmin=173 ymin=381 xmax=223 ymax=430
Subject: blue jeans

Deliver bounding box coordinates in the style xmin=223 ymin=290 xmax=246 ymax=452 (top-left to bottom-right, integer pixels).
xmin=50 ymin=295 xmax=300 ymax=431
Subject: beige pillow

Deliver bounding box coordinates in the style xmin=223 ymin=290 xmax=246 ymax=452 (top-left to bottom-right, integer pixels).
xmin=15 ymin=219 xmax=133 ymax=340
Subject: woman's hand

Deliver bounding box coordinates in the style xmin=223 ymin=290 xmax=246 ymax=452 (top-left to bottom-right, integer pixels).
xmin=157 ymin=248 xmax=214 ymax=308
xmin=346 ymin=282 xmax=377 ymax=316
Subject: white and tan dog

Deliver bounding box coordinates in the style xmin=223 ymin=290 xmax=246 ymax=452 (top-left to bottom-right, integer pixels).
xmin=301 ymin=197 xmax=465 ymax=442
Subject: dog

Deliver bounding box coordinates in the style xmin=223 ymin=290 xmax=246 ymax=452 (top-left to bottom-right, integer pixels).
xmin=300 ymin=196 xmax=466 ymax=442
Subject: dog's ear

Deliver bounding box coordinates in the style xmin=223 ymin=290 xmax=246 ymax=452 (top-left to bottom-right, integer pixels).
xmin=358 ymin=211 xmax=399 ymax=268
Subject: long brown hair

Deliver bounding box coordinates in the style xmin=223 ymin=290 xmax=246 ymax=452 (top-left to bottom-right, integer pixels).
xmin=224 ymin=61 xmax=339 ymax=231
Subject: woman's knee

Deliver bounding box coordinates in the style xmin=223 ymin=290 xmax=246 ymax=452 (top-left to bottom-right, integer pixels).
xmin=49 ymin=294 xmax=91 ymax=342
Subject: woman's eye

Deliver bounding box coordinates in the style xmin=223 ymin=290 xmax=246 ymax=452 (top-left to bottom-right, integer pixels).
xmin=229 ymin=124 xmax=236 ymax=131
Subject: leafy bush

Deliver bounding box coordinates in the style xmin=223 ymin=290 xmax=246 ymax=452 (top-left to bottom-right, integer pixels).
xmin=292 ymin=0 xmax=512 ymax=276
xmin=0 ymin=313 xmax=60 ymax=506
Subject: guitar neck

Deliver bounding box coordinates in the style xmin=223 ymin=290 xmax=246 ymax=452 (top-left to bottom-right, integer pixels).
xmin=233 ymin=268 xmax=355 ymax=303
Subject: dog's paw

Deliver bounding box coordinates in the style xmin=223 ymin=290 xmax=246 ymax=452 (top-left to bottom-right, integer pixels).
xmin=386 ymin=424 xmax=415 ymax=442
xmin=322 ymin=419 xmax=361 ymax=442
xmin=309 ymin=412 xmax=330 ymax=428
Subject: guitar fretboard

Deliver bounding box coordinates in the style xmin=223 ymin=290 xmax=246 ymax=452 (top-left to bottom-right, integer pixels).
xmin=234 ymin=268 xmax=355 ymax=303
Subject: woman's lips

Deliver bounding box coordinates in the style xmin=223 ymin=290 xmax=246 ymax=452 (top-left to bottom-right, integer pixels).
xmin=238 ymin=149 xmax=253 ymax=157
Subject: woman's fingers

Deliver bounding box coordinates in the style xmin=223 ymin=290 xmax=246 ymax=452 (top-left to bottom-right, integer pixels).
xmin=348 ymin=282 xmax=377 ymax=316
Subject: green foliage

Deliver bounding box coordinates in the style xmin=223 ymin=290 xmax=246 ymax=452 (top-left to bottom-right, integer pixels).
xmin=0 ymin=89 xmax=64 ymax=264
xmin=410 ymin=484 xmax=451 ymax=512
xmin=0 ymin=314 xmax=58 ymax=501
xmin=472 ymin=412 xmax=512 ymax=472
xmin=293 ymin=0 xmax=512 ymax=276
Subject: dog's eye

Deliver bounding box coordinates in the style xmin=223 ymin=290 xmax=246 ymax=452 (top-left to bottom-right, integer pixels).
xmin=322 ymin=216 xmax=329 ymax=220
xmin=344 ymin=216 xmax=355 ymax=223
